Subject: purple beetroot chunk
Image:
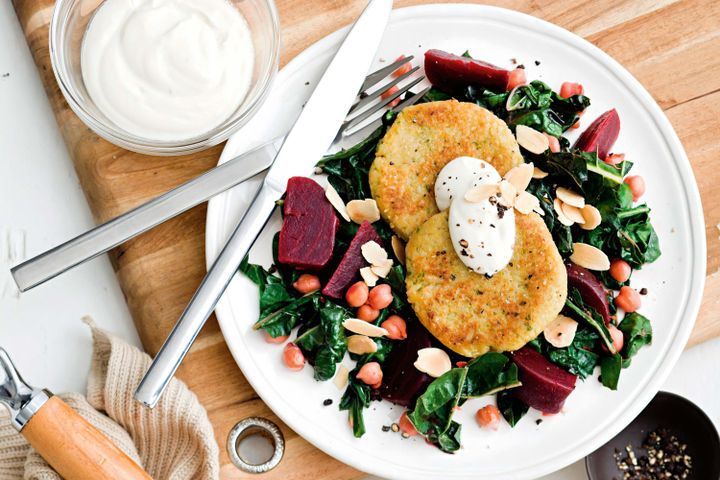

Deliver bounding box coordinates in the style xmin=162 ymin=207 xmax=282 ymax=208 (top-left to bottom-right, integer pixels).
xmin=573 ymin=109 xmax=620 ymax=160
xmin=512 ymin=347 xmax=577 ymax=414
xmin=566 ymin=261 xmax=611 ymax=325
xmin=278 ymin=177 xmax=339 ymax=270
xmin=321 ymin=221 xmax=382 ymax=299
xmin=424 ymin=49 xmax=511 ymax=94
xmin=380 ymin=321 xmax=433 ymax=406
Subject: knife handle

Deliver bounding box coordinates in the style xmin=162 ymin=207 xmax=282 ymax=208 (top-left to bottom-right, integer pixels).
xmin=134 ymin=184 xmax=279 ymax=408
xmin=21 ymin=396 xmax=151 ymax=480
xmin=11 ymin=140 xmax=278 ymax=293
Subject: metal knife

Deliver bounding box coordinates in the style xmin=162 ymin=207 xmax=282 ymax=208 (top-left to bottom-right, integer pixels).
xmin=134 ymin=0 xmax=394 ymax=408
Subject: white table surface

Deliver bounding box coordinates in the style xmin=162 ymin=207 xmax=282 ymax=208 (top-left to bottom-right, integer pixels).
xmin=0 ymin=3 xmax=717 ymax=479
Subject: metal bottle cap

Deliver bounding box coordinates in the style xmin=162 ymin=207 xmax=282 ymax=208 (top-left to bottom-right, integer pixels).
xmin=0 ymin=348 xmax=52 ymax=431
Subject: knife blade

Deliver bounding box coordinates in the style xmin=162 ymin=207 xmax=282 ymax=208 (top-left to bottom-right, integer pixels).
xmin=134 ymin=0 xmax=394 ymax=408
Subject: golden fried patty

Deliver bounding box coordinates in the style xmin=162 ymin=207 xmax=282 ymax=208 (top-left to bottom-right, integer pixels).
xmin=405 ymin=211 xmax=567 ymax=357
xmin=369 ymin=100 xmax=523 ymax=240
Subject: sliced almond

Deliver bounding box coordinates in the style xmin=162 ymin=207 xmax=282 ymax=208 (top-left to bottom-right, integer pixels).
xmin=413 ymin=348 xmax=452 ymax=378
xmin=555 ymin=187 xmax=585 ymax=208
xmin=343 ymin=318 xmax=388 ymax=337
xmin=325 ymin=184 xmax=350 ymax=221
xmin=359 ymin=266 xmax=379 ymax=287
xmin=497 ymin=180 xmax=517 ymax=207
xmin=543 ymin=314 xmax=579 ymax=348
xmin=464 ymin=184 xmax=498 ymax=203
xmin=561 ymin=202 xmax=586 ymax=224
xmin=514 ymin=190 xmax=540 ymax=215
xmin=371 ymin=259 xmax=393 ymax=278
xmin=334 ymin=365 xmax=349 ymax=390
xmin=570 ymin=242 xmax=610 ymax=271
xmin=505 ymin=163 xmax=534 ymax=192
xmin=532 ymin=167 xmax=549 ymax=179
xmin=346 ymin=199 xmax=380 ymax=224
xmin=580 ymin=204 xmax=602 ymax=231
xmin=516 ymin=125 xmax=549 ymax=154
xmin=391 ymin=235 xmax=406 ymax=265
xmin=361 ymin=240 xmax=388 ymax=266
xmin=553 ymin=198 xmax=574 ymax=226
xmin=347 ymin=335 xmax=378 ymax=355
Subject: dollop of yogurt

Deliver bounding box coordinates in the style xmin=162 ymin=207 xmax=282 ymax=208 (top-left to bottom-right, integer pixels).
xmin=81 ymin=0 xmax=255 ymax=141
xmin=434 ymin=157 xmax=516 ymax=276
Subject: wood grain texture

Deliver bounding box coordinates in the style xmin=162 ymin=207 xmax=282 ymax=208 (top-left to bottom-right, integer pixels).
xmin=10 ymin=0 xmax=720 ymax=477
xmin=22 ymin=396 xmax=152 ymax=480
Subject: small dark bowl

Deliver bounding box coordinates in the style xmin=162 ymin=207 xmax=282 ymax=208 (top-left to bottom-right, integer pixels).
xmin=586 ymin=391 xmax=720 ymax=480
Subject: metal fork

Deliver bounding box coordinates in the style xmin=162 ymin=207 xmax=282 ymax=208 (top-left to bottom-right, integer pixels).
xmin=11 ymin=56 xmax=429 ymax=292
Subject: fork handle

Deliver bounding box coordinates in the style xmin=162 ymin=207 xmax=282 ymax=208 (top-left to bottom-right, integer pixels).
xmin=11 ymin=141 xmax=277 ymax=292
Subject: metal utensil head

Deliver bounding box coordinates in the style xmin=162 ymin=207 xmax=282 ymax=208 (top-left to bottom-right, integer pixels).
xmin=0 ymin=348 xmax=50 ymax=431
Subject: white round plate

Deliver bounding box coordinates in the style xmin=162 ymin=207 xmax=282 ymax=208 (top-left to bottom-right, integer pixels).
xmin=206 ymin=5 xmax=705 ymax=479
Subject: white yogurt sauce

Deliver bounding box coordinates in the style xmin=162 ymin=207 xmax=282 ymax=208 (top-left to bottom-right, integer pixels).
xmin=81 ymin=0 xmax=254 ymax=141
xmin=434 ymin=156 xmax=516 ymax=276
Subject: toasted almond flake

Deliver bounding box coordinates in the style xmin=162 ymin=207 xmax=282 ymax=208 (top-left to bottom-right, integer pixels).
xmin=553 ymin=198 xmax=574 ymax=226
xmin=371 ymin=259 xmax=393 ymax=278
xmin=570 ymin=242 xmax=610 ymax=271
xmin=561 ymin=202 xmax=586 ymax=224
xmin=347 ymin=335 xmax=378 ymax=355
xmin=361 ymin=240 xmax=388 ymax=266
xmin=413 ymin=348 xmax=452 ymax=378
xmin=516 ymin=125 xmax=549 ymax=154
xmin=580 ymin=204 xmax=602 ymax=231
xmin=359 ymin=267 xmax=379 ymax=287
xmin=343 ymin=318 xmax=388 ymax=337
xmin=505 ymin=163 xmax=534 ymax=192
xmin=532 ymin=167 xmax=549 ymax=179
xmin=325 ymin=184 xmax=350 ymax=221
xmin=464 ymin=184 xmax=498 ymax=203
xmin=498 ymin=180 xmax=517 ymax=207
xmin=346 ymin=199 xmax=381 ymax=224
xmin=514 ymin=191 xmax=540 ymax=215
xmin=391 ymin=236 xmax=406 ymax=265
xmin=543 ymin=315 xmax=578 ymax=348
xmin=334 ymin=365 xmax=349 ymax=390
xmin=556 ymin=187 xmax=585 ymax=208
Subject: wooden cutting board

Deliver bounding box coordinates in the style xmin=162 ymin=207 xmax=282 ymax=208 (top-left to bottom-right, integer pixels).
xmin=11 ymin=0 xmax=720 ymax=478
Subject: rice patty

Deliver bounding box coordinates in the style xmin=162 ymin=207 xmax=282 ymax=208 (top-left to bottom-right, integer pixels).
xmin=405 ymin=210 xmax=567 ymax=357
xmin=369 ymin=100 xmax=523 ymax=240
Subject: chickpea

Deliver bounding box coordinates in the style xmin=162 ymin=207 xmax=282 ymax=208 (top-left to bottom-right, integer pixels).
xmin=609 ymin=259 xmax=632 ymax=283
xmin=475 ymin=405 xmax=502 ymax=430
xmin=398 ymin=411 xmax=418 ymax=436
xmin=282 ymin=343 xmax=305 ymax=371
xmin=292 ymin=274 xmax=321 ymax=294
xmin=356 ymin=304 xmax=380 ymax=322
xmin=543 ymin=133 xmax=560 ymax=153
xmin=615 ymin=286 xmax=641 ymax=313
xmin=368 ymin=284 xmax=393 ymax=310
xmin=345 ymin=281 xmax=369 ymax=308
xmin=264 ymin=331 xmax=289 ymax=344
xmin=381 ymin=315 xmax=407 ymax=340
xmin=356 ymin=362 xmax=383 ymax=389
xmin=624 ymin=175 xmax=646 ymax=202
xmin=608 ymin=324 xmax=624 ymax=353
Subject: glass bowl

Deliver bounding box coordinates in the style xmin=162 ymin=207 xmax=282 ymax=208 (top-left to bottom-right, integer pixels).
xmin=49 ymin=0 xmax=280 ymax=156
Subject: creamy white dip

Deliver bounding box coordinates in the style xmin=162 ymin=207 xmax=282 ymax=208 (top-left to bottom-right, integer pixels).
xmin=434 ymin=156 xmax=516 ymax=276
xmin=81 ymin=0 xmax=254 ymax=141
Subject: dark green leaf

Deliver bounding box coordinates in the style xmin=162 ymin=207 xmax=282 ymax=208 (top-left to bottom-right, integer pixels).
xmin=619 ymin=312 xmax=653 ymax=360
xmin=339 ymin=374 xmax=371 ymax=438
xmin=462 ymin=353 xmax=520 ymax=398
xmin=565 ymin=289 xmax=616 ymax=354
xmin=600 ymin=353 xmax=622 ymax=390
xmin=497 ymin=391 xmax=529 ymax=427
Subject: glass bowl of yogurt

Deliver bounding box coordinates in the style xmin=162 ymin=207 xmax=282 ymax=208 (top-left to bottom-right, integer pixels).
xmin=50 ymin=0 xmax=280 ymax=155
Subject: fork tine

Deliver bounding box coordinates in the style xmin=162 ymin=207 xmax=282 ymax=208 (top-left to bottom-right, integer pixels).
xmin=359 ymin=55 xmax=414 ymax=92
xmin=348 ymin=66 xmax=420 ymax=115
xmin=342 ymin=76 xmax=424 ymax=134
xmin=341 ymin=86 xmax=431 ymax=139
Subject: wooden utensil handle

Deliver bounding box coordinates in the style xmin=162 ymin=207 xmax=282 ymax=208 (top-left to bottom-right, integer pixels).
xmin=21 ymin=396 xmax=152 ymax=480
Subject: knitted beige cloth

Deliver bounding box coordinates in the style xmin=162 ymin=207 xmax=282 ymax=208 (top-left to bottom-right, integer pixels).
xmin=0 ymin=321 xmax=219 ymax=480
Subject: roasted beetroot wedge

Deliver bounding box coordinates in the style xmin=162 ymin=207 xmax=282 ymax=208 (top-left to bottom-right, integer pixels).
xmin=278 ymin=177 xmax=339 ymax=270
xmin=424 ymin=49 xmax=514 ymax=93
xmin=573 ymin=109 xmax=621 ymax=160
xmin=512 ymin=347 xmax=577 ymax=414
xmin=566 ymin=261 xmax=611 ymax=325
xmin=322 ymin=221 xmax=382 ymax=298
xmin=380 ymin=320 xmax=433 ymax=407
